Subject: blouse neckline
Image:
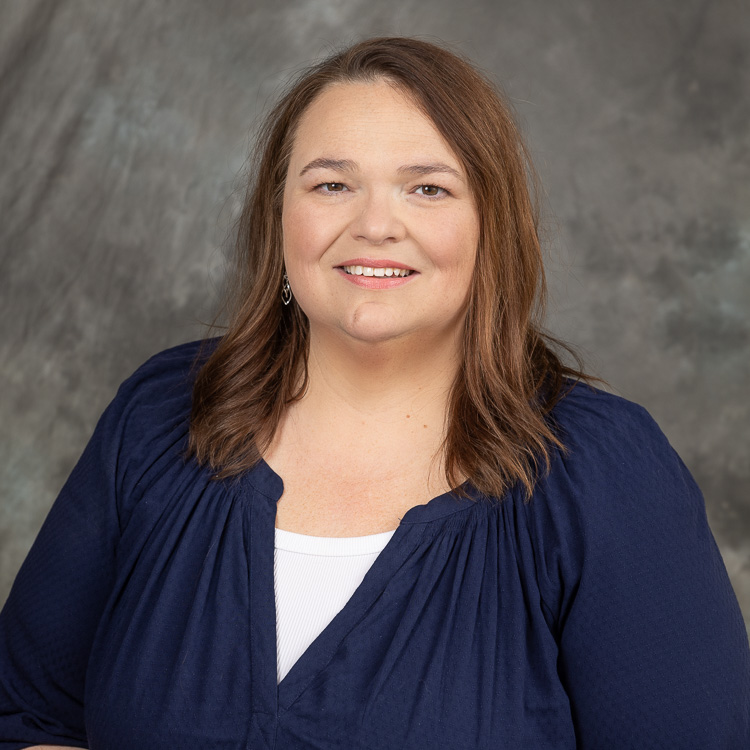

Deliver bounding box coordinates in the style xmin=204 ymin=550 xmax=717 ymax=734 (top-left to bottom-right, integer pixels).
xmin=244 ymin=456 xmax=487 ymax=527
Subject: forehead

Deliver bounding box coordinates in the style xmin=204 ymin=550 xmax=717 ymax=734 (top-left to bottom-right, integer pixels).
xmin=289 ymin=80 xmax=461 ymax=168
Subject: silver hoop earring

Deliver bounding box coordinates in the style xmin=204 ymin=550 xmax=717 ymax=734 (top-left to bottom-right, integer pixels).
xmin=281 ymin=273 xmax=293 ymax=306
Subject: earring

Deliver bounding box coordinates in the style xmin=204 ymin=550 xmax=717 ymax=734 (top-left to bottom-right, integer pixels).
xmin=281 ymin=273 xmax=292 ymax=306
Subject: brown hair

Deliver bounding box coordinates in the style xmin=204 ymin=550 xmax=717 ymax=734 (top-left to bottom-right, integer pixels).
xmin=186 ymin=36 xmax=593 ymax=499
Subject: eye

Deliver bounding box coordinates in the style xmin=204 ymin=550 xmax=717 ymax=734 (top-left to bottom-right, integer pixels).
xmin=414 ymin=184 xmax=449 ymax=199
xmin=314 ymin=182 xmax=348 ymax=193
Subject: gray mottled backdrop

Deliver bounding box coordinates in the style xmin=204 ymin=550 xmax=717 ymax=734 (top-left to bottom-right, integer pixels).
xmin=1 ymin=0 xmax=749 ymax=631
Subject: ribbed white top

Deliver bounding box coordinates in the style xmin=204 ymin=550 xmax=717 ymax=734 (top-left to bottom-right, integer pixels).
xmin=273 ymin=526 xmax=397 ymax=685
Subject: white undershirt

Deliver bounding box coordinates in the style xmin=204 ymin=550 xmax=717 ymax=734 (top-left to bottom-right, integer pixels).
xmin=273 ymin=526 xmax=397 ymax=685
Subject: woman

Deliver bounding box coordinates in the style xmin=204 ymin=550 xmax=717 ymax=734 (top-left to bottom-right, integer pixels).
xmin=1 ymin=37 xmax=748 ymax=749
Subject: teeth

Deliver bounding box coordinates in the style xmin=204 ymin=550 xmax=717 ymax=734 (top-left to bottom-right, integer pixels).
xmin=342 ymin=266 xmax=412 ymax=277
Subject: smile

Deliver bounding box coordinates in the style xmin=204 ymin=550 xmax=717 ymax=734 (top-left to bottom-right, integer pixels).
xmin=342 ymin=265 xmax=413 ymax=277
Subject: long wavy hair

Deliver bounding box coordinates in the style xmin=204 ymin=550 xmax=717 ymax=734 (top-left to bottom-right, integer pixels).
xmin=186 ymin=36 xmax=593 ymax=500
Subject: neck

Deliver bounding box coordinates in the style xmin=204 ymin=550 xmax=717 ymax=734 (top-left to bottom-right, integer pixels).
xmin=301 ymin=326 xmax=462 ymax=424
xmin=264 ymin=325 xmax=465 ymax=496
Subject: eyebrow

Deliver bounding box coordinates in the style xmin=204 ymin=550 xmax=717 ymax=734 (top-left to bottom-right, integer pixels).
xmin=299 ymin=158 xmax=463 ymax=181
xmin=299 ymin=158 xmax=356 ymax=176
xmin=397 ymin=163 xmax=463 ymax=180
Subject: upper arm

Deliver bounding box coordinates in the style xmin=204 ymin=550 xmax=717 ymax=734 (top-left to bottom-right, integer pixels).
xmin=532 ymin=392 xmax=750 ymax=747
xmin=0 ymin=386 xmax=127 ymax=748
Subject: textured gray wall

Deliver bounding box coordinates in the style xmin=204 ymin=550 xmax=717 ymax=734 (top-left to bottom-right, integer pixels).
xmin=1 ymin=0 xmax=749 ymax=632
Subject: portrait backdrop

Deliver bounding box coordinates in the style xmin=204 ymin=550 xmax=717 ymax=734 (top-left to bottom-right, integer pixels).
xmin=1 ymin=0 xmax=748 ymax=634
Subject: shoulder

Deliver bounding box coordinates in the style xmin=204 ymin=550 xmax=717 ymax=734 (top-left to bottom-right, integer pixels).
xmin=94 ymin=337 xmax=221 ymax=506
xmin=524 ymin=379 xmax=711 ymax=632
xmin=543 ymin=379 xmax=684 ymax=497
xmin=526 ymin=379 xmax=707 ymax=577
xmin=549 ymin=379 xmax=665 ymax=454
xmin=108 ymin=336 xmax=220 ymax=431
xmin=117 ymin=334 xmax=220 ymax=419
xmin=525 ymin=378 xmax=704 ymax=576
xmin=116 ymin=337 xmax=220 ymax=403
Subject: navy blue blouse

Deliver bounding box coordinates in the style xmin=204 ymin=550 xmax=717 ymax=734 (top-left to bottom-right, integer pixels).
xmin=1 ymin=338 xmax=748 ymax=749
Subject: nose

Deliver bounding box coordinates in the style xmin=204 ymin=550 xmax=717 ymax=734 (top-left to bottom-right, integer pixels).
xmin=349 ymin=189 xmax=406 ymax=245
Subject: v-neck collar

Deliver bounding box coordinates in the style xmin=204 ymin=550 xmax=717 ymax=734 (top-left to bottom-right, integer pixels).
xmin=245 ymin=457 xmax=482 ymax=525
xmin=240 ymin=458 xmax=483 ymax=715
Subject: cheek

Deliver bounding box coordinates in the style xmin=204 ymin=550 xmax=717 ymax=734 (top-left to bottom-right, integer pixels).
xmin=281 ymin=203 xmax=310 ymax=262
xmin=281 ymin=202 xmax=338 ymax=316
xmin=427 ymin=213 xmax=479 ymax=278
xmin=282 ymin=201 xmax=342 ymax=265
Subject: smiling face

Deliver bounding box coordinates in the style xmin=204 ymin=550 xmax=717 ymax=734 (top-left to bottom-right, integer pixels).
xmin=281 ymin=79 xmax=480 ymax=350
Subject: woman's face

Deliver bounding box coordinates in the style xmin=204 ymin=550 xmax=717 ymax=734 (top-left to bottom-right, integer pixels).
xmin=282 ymin=80 xmax=480 ymax=349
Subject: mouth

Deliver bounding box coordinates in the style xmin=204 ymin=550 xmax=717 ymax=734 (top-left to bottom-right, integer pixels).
xmin=334 ymin=259 xmax=418 ymax=289
xmin=340 ymin=265 xmax=414 ymax=278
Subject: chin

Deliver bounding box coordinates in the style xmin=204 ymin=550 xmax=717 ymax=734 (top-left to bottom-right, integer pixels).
xmin=338 ymin=306 xmax=411 ymax=344
xmin=342 ymin=324 xmax=409 ymax=345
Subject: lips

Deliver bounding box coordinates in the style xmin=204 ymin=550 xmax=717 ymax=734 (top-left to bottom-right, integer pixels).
xmin=335 ymin=264 xmax=417 ymax=289
xmin=342 ymin=265 xmax=412 ymax=277
xmin=336 ymin=258 xmax=416 ymax=271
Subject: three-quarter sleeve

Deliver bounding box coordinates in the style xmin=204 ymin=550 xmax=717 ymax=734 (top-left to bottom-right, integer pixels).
xmin=0 ymin=378 xmax=132 ymax=749
xmin=529 ymin=386 xmax=750 ymax=748
xmin=0 ymin=334 xmax=207 ymax=750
